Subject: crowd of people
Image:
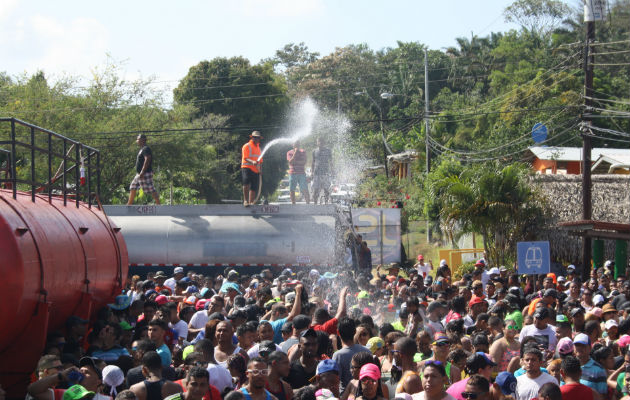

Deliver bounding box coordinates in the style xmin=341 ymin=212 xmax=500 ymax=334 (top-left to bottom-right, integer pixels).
xmin=21 ymin=257 xmax=630 ymax=400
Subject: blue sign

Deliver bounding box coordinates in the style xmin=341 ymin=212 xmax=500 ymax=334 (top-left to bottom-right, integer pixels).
xmin=532 ymin=123 xmax=548 ymax=143
xmin=517 ymin=241 xmax=550 ymax=274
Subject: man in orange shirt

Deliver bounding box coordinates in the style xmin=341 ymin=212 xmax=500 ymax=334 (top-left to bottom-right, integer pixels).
xmin=241 ymin=131 xmax=263 ymax=206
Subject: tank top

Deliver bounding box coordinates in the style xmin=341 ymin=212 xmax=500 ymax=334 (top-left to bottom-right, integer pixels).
xmin=240 ymin=388 xmax=272 ymax=400
xmin=500 ymin=347 xmax=520 ymax=371
xmin=144 ymin=379 xmax=166 ymax=400
xmin=266 ymin=381 xmax=288 ymax=400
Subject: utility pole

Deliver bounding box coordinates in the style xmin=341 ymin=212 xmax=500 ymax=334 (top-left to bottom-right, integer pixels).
xmin=424 ymin=48 xmax=431 ymax=174
xmin=581 ymin=11 xmax=595 ymax=282
xmin=424 ymin=48 xmax=432 ymax=243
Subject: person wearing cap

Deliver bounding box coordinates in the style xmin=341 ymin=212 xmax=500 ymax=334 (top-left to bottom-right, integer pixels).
xmin=605 ymin=319 xmax=619 ymax=346
xmin=129 ymin=351 xmax=181 ymax=400
xmin=446 ymin=352 xmax=496 ymax=400
xmin=419 ymin=333 xmax=461 ymax=383
xmin=280 ymin=314 xmax=312 ymax=353
xmin=164 ymin=267 xmax=185 ymax=293
xmin=573 ymin=333 xmax=607 ymax=395
xmin=355 ymin=363 xmax=385 ymax=400
xmin=555 ymin=317 xmax=572 ymax=342
xmin=559 ymin=356 xmax=595 ymax=400
xmin=127 ymin=133 xmax=160 ymax=205
xmin=519 ymin=307 xmax=557 ymax=351
xmin=241 ymin=130 xmax=263 ymax=207
xmin=514 ymin=347 xmax=557 ymax=400
xmin=414 ymin=255 xmax=433 ymax=278
xmin=266 ymin=351 xmax=293 ymax=400
xmin=286 ymin=328 xmax=319 ymax=390
xmin=308 ymin=359 xmax=341 ymax=398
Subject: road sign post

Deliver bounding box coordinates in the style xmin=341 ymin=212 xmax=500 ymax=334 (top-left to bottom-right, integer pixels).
xmin=517 ymin=241 xmax=551 ymax=275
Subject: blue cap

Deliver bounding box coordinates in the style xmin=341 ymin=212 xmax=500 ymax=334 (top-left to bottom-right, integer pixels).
xmin=316 ymin=359 xmax=340 ymax=376
xmin=108 ymin=295 xmax=131 ymax=310
xmin=200 ymin=287 xmax=210 ymax=297
xmin=179 ymin=277 xmax=192 ymax=283
xmin=145 ymin=289 xmax=157 ymax=297
xmin=185 ymin=285 xmax=199 ymax=294
xmin=220 ymin=281 xmax=242 ymax=294
xmin=495 ymin=372 xmax=516 ymax=395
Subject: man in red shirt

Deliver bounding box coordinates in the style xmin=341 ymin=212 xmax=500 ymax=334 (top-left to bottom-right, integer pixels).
xmin=559 ymin=356 xmax=597 ymax=400
xmin=312 ymin=287 xmax=348 ymax=335
xmin=286 ymin=140 xmax=309 ymax=204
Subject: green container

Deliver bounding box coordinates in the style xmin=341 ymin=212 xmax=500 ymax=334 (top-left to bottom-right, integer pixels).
xmin=593 ymin=239 xmax=604 ymax=270
xmin=615 ymin=239 xmax=628 ymax=279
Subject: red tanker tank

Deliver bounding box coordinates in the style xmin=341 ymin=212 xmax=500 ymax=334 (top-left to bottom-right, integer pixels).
xmin=0 ymin=189 xmax=128 ymax=394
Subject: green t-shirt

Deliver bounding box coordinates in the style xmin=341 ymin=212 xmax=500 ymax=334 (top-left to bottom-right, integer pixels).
xmin=506 ymin=310 xmax=524 ymax=330
xmin=616 ymin=372 xmax=628 ymax=396
xmin=392 ymin=320 xmax=405 ymax=332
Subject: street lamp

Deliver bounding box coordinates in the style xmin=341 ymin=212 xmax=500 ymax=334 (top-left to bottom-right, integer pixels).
xmin=355 ymin=90 xmax=394 ymax=177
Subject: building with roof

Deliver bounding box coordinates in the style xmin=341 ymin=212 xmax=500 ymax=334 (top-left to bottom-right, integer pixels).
xmin=527 ymin=146 xmax=630 ymax=175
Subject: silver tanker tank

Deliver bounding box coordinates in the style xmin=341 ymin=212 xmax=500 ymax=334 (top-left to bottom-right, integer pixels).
xmin=103 ymin=204 xmax=348 ymax=266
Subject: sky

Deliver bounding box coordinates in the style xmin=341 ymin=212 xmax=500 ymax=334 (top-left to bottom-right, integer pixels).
xmin=1 ymin=0 xmax=555 ymax=96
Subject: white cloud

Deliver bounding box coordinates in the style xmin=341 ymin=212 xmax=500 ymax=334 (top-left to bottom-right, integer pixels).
xmin=240 ymin=0 xmax=325 ymax=18
xmin=26 ymin=15 xmax=109 ymax=77
xmin=0 ymin=0 xmax=19 ymax=20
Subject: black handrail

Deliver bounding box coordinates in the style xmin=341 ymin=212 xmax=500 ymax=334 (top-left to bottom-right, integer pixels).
xmin=0 ymin=118 xmax=101 ymax=207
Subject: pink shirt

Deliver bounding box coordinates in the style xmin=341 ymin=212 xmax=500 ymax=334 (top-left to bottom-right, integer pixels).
xmin=287 ymin=149 xmax=307 ymax=174
xmin=446 ymin=377 xmax=468 ymax=400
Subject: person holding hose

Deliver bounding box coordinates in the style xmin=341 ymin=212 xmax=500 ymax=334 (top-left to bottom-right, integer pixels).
xmin=241 ymin=131 xmax=263 ymax=207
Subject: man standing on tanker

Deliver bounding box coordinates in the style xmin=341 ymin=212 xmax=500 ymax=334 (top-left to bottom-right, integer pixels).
xmin=241 ymin=131 xmax=263 ymax=207
xmin=287 ymin=139 xmax=309 ymax=204
xmin=311 ymin=137 xmax=332 ymax=204
xmin=127 ymin=134 xmax=160 ymax=205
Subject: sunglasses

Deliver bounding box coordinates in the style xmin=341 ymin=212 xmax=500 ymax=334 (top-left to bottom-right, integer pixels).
xmin=433 ymin=342 xmax=449 ymax=347
xmin=390 ymin=350 xmax=401 ymax=354
xmin=507 ymin=325 xmax=519 ymax=330
xmin=425 ymin=360 xmax=443 ymax=366
xmin=462 ymin=392 xmax=487 ymax=399
xmin=247 ymin=369 xmax=269 ymax=376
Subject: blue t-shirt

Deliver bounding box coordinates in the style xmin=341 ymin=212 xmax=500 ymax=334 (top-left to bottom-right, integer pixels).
xmin=514 ymin=367 xmax=548 ymax=377
xmin=91 ymin=346 xmax=130 ymax=362
xmin=580 ymin=358 xmax=607 ymax=394
xmin=264 ymin=317 xmax=288 ymax=344
xmin=156 ymin=343 xmax=172 ymax=367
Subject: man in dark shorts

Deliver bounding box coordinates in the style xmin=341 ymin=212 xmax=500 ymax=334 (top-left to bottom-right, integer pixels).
xmin=128 ymin=134 xmax=160 ymax=205
xmin=310 ymin=137 xmax=332 ymax=204
xmin=241 ymin=131 xmax=263 ymax=207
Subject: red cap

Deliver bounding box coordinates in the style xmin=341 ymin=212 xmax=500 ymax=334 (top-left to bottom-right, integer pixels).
xmin=155 ymin=295 xmax=168 ymax=306
xmin=417 ymin=254 xmax=424 ymax=261
xmin=468 ymin=296 xmax=486 ymax=308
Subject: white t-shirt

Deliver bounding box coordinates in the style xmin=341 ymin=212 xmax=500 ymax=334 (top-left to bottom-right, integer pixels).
xmin=519 ymin=324 xmax=557 ymax=351
xmin=416 ymin=262 xmax=431 ymax=278
xmin=412 ymin=392 xmax=457 ymax=400
xmin=515 ymin=372 xmax=558 ymax=400
xmin=207 ymin=363 xmax=234 ymax=392
xmin=169 ymin=320 xmax=188 ymax=341
xmin=189 ymin=310 xmax=209 ymax=330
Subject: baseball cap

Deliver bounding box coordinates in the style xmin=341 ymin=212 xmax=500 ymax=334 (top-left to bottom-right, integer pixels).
xmin=469 ymin=296 xmax=486 ymax=308
xmin=185 ymin=285 xmax=199 ymax=294
xmin=179 ymin=277 xmax=192 ymax=283
xmin=155 ymin=295 xmax=168 ymax=306
xmin=495 ymin=372 xmax=517 ymax=396
xmin=119 ymin=321 xmax=133 ymax=331
xmin=593 ymin=294 xmax=605 ymax=306
xmin=557 ymin=276 xmax=566 ymax=283
xmin=424 ymin=276 xmax=433 ymax=285
xmin=570 ymin=307 xmax=585 ymax=317
xmin=432 ymin=332 xmax=449 ymax=345
xmin=467 ymin=352 xmax=497 ymax=372
xmin=618 ymin=335 xmax=630 ymax=348
xmin=220 ymin=282 xmax=241 ymax=294
xmin=567 ymin=264 xmax=576 ymax=270
xmin=63 ymin=385 xmax=95 ymax=400
xmin=79 ymin=357 xmax=102 ymax=380
xmin=556 ymin=314 xmax=569 ymax=323
xmin=108 ymin=295 xmax=131 ymax=311
xmin=359 ymin=363 xmax=381 ymax=381
xmin=154 ymin=271 xmax=167 ymax=278
xmin=300 ymin=328 xmax=317 ymax=339
xmin=315 ymin=359 xmax=340 ymax=376
xmin=358 ymin=291 xmax=370 ymax=299
xmin=606 ymin=319 xmax=619 ymax=330
xmin=417 ymin=254 xmax=424 ymax=261
xmin=174 ymin=267 xmax=184 ymax=274
xmin=258 ymin=340 xmax=276 ymax=356
xmin=184 ymin=295 xmax=197 ymax=305
xmin=488 ymin=267 xmax=500 ymax=275
xmin=440 ymin=259 xmax=448 ymax=267
xmin=366 ymin=337 xmax=385 ymax=354
xmin=556 ymin=337 xmax=574 ymax=355
xmin=543 ymin=289 xmax=557 ymax=298
xmin=573 ymin=333 xmax=591 ymax=346
xmin=499 ymin=266 xmax=508 ymax=272
xmin=195 ymin=299 xmax=208 ymax=311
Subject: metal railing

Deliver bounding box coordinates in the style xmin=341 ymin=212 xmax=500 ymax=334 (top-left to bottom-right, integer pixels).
xmin=0 ymin=118 xmax=100 ymax=207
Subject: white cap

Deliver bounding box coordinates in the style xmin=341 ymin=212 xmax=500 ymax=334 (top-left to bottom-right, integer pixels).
xmin=605 ymin=260 xmax=613 ymax=268
xmin=593 ymin=294 xmax=605 ymax=306
xmin=440 ymin=259 xmax=448 ymax=267
xmin=557 ymin=276 xmax=566 ymax=283
xmin=499 ymin=266 xmax=508 ymax=272
xmin=488 ymin=267 xmax=500 ymax=275
xmin=174 ymin=267 xmax=184 ymax=274
xmin=606 ymin=319 xmax=619 ymax=330
xmin=567 ymin=264 xmax=576 ymax=270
